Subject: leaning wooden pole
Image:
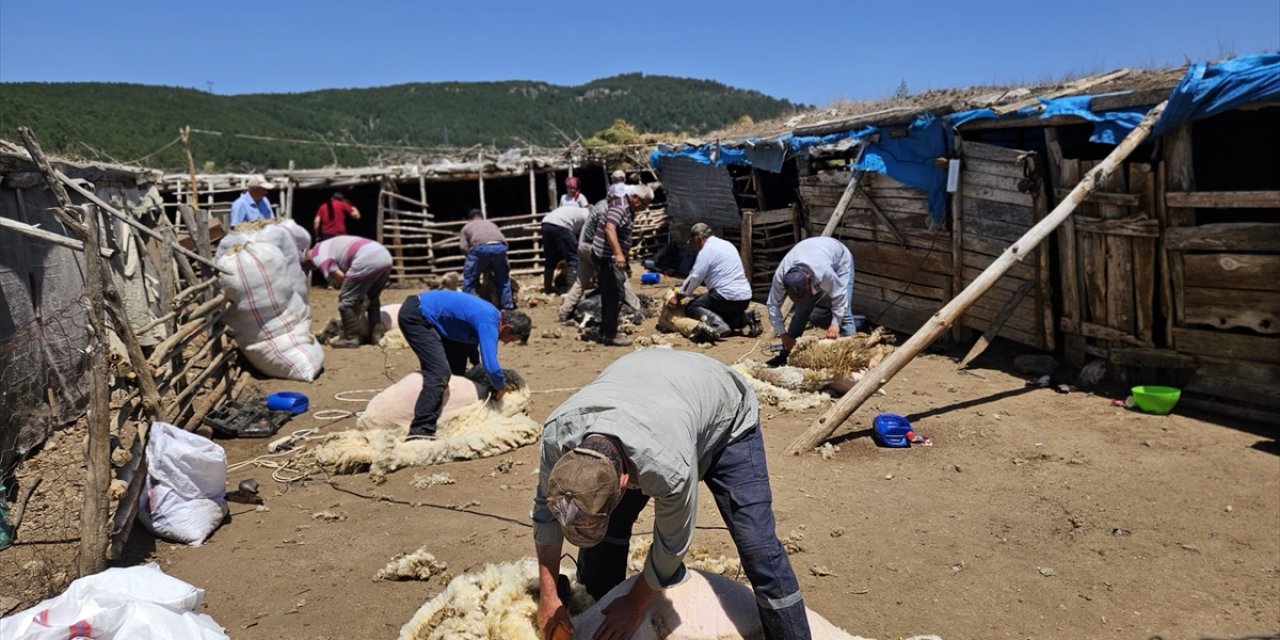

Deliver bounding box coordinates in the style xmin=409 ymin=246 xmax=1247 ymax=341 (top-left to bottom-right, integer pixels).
xmin=784 ymin=101 xmax=1167 ymax=455
xmin=78 ymin=203 xmax=111 ymax=576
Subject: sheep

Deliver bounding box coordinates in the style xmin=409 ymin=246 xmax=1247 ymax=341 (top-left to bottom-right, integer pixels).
xmin=396 ymin=551 xmax=919 ymax=640
xmin=733 ymin=329 xmax=896 ymax=411
xmin=310 ymin=368 xmax=538 ymax=477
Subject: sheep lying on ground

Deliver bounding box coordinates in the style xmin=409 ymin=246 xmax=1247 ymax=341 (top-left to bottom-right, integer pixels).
xmin=734 ymin=329 xmax=896 ymax=411
xmin=398 ymin=553 xmax=930 ymax=640
xmin=310 ymin=368 xmax=537 ymax=477
xmin=656 ymin=289 xmax=763 ymax=343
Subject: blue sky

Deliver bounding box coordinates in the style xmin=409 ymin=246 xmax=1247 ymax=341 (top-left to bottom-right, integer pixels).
xmin=1 ymin=0 xmax=1276 ymax=106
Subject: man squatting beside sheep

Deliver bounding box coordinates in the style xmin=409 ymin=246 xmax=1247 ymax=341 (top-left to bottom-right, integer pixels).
xmin=304 ymin=235 xmax=393 ymax=348
xmin=397 ymin=290 xmax=531 ymax=439
xmin=766 ymin=236 xmax=857 ymax=358
xmin=533 ymin=349 xmax=812 ymax=640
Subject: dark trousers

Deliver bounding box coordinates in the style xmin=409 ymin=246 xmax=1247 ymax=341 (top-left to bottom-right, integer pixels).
xmin=595 ymin=261 xmax=627 ymax=341
xmin=687 ymin=290 xmax=751 ymax=335
xmin=576 ymin=426 xmax=812 ymax=640
xmin=540 ymin=223 xmax=579 ymax=293
xmin=398 ymin=296 xmax=479 ymax=435
xmin=463 ymin=243 xmax=514 ymax=310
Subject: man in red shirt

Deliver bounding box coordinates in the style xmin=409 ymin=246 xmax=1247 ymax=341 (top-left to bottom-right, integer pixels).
xmin=313 ymin=192 xmax=361 ymax=241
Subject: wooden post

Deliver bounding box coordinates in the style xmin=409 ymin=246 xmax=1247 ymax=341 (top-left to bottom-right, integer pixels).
xmin=957 ymin=279 xmax=1035 ymax=368
xmin=546 ymin=170 xmax=559 ymax=209
xmin=79 ymin=203 xmax=111 ymax=576
xmin=180 ymin=125 xmax=199 ymax=209
xmin=740 ymin=210 xmax=754 ymax=274
xmin=479 ymin=171 xmax=487 ymax=218
xmin=529 ymin=158 xmax=537 ymax=215
xmin=1164 ymin=124 xmax=1195 ymax=346
xmin=950 ymin=137 xmax=966 ymax=343
xmin=285 ymin=160 xmax=296 ymax=221
xmin=784 ymin=101 xmax=1168 ymax=455
xmin=820 ymin=151 xmax=867 ymax=237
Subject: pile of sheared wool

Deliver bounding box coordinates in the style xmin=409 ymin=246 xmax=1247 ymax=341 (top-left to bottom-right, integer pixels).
xmin=311 ymin=370 xmax=538 ymax=478
xmin=375 ymin=546 xmax=448 ymax=582
xmin=399 ymin=555 xmax=907 ymax=640
xmin=627 ymin=536 xmax=744 ymax=581
xmin=733 ymin=361 xmax=832 ymax=412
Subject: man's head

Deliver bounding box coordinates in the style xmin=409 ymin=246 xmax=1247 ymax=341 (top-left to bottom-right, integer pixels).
xmin=782 ymin=264 xmax=816 ymax=302
xmin=499 ymin=309 xmax=532 ymax=344
xmin=468 ymin=208 xmax=485 ymax=220
xmin=248 ymin=177 xmax=274 ymax=203
xmin=627 ymin=184 xmax=654 ymax=212
xmin=545 ymin=435 xmax=626 ymax=548
xmin=565 ymin=176 xmax=581 ymax=196
xmin=687 ymin=222 xmax=713 ymax=251
xmin=332 ymin=192 xmax=349 ymax=203
xmin=610 ymin=169 xmax=626 ymax=184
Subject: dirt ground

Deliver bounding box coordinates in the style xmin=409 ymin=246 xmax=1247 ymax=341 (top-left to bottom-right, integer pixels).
xmin=7 ymin=278 xmax=1279 ymax=640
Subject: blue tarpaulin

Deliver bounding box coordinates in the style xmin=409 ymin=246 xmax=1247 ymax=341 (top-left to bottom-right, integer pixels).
xmin=650 ymin=54 xmax=1280 ymax=224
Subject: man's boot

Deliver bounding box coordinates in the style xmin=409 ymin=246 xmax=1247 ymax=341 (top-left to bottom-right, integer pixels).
xmin=694 ymin=310 xmax=731 ymax=338
xmin=330 ymin=308 xmax=362 ymax=349
xmin=744 ymin=310 xmax=764 ymax=338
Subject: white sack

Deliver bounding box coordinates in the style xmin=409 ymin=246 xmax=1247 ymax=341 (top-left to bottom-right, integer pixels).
xmin=0 ymin=564 xmax=227 ymax=640
xmin=138 ymin=421 xmax=228 ymax=546
xmin=217 ymin=231 xmax=323 ymax=381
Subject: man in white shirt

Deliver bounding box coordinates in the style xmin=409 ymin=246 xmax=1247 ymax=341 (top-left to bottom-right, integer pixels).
xmin=667 ymin=222 xmax=761 ymax=339
xmin=766 ymin=237 xmax=857 ymax=355
xmin=540 ymin=205 xmax=589 ymax=294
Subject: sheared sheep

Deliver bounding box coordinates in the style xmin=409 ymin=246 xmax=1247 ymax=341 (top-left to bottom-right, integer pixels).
xmin=397 ymin=553 xmax=923 ymax=640
xmin=310 ymin=368 xmax=538 ymax=477
xmin=733 ymin=330 xmax=896 ymax=411
xmin=733 ymin=361 xmax=833 ymax=412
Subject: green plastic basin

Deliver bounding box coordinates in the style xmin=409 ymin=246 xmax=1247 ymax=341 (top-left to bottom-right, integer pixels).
xmin=1131 ymin=385 xmax=1181 ymax=415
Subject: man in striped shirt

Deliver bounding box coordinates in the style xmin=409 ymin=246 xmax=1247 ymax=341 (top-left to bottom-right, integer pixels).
xmin=305 ymin=235 xmax=393 ymax=348
xmin=592 ymin=184 xmax=653 ymax=347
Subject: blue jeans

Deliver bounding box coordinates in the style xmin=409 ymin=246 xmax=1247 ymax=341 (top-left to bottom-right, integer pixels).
xmin=787 ymin=274 xmax=856 ymax=338
xmin=462 ymin=243 xmax=513 ymax=310
xmin=398 ymin=297 xmax=478 ymax=436
xmin=576 ymin=426 xmax=812 ymax=640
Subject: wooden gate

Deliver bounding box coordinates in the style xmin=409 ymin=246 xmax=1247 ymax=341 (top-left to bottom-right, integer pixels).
xmin=376 ymin=178 xmax=434 ymax=286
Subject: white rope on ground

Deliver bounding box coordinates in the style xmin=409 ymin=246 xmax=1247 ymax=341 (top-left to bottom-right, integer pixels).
xmin=334 ymin=388 xmax=384 ymax=403
xmin=530 ymin=387 xmax=582 ymax=395
xmin=313 ymin=409 xmax=354 ymax=420
xmin=226 ymin=429 xmax=326 ymax=484
xmin=734 ymin=337 xmax=765 ymax=364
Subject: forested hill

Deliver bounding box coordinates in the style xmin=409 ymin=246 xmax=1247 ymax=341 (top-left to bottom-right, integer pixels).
xmin=0 ymin=74 xmax=801 ymax=171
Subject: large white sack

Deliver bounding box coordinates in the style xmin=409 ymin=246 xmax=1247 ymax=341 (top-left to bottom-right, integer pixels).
xmin=217 ymin=220 xmax=311 ymax=301
xmin=138 ymin=422 xmax=228 ymax=546
xmin=218 ymin=238 xmax=323 ymax=381
xmin=0 ymin=564 xmax=227 ymax=640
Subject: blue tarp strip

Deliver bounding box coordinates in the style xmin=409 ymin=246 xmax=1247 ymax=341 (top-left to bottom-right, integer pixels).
xmin=650 ymin=54 xmax=1280 ymax=223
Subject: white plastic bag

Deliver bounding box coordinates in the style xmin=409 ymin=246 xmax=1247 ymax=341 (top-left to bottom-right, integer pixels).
xmin=218 ymin=232 xmax=323 ymax=381
xmin=0 ymin=564 xmax=227 ymax=640
xmin=138 ymin=422 xmax=228 ymax=546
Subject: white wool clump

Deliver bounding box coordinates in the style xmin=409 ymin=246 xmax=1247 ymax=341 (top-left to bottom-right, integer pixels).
xmin=379 ymin=328 xmax=409 ymax=350
xmin=398 ymin=559 xmax=544 ymax=640
xmin=376 ymin=546 xmax=448 ymax=582
xmin=733 ymin=361 xmax=831 ymax=412
xmin=410 ymin=472 xmax=457 ymax=488
xmin=786 ymin=329 xmax=895 ymax=373
xmin=627 ymin=537 xmax=744 ymax=581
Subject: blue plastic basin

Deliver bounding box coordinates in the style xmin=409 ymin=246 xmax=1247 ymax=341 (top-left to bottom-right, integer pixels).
xmin=873 ymin=413 xmax=913 ymax=448
xmin=266 ymin=391 xmax=309 ymax=415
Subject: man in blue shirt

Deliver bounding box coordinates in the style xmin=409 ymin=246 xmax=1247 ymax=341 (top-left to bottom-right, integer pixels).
xmin=229 ymin=177 xmax=276 ymax=227
xmin=396 ymin=290 xmax=532 ymax=438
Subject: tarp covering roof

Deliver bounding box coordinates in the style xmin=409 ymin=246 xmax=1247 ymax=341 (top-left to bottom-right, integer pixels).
xmin=652 ymin=53 xmax=1280 ymax=223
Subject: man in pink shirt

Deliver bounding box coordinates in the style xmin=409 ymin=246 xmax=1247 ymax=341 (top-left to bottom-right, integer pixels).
xmin=305 ymin=235 xmax=393 ymax=348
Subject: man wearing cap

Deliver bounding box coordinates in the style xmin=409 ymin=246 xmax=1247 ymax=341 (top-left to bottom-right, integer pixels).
xmin=767 ymin=236 xmax=857 ymax=355
xmin=459 ymin=208 xmax=514 ymax=310
xmin=304 ymin=235 xmax=393 ymax=348
xmin=669 ymin=222 xmax=762 ymax=339
xmin=532 ymin=349 xmax=812 ymax=640
xmin=540 ymin=205 xmax=589 ymax=295
xmin=313 ymin=192 xmax=361 ymax=241
xmin=592 ymin=184 xmax=653 ymax=347
xmin=607 ymin=169 xmax=630 ymax=206
xmin=397 ymin=289 xmax=531 ymax=439
xmin=559 ymin=176 xmax=589 ymax=208
xmin=557 ymin=198 xmax=644 ymax=323
xmin=230 ymin=177 xmax=276 ymax=227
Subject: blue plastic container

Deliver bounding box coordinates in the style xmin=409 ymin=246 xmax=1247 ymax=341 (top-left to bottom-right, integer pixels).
xmin=266 ymin=391 xmax=309 ymax=415
xmin=873 ymin=413 xmax=913 ymax=448
xmin=640 ymin=272 xmax=661 ymax=285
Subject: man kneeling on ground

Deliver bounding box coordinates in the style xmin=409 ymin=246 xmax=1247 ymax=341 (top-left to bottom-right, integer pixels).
xmin=667 ymin=222 xmax=762 ymax=340
xmin=397 ymin=289 xmax=531 ymax=439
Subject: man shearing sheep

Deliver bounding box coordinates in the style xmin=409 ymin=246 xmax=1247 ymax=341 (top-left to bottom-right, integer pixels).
xmin=532 ymin=349 xmax=812 ymax=640
xmin=766 ymin=236 xmax=857 ymax=359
